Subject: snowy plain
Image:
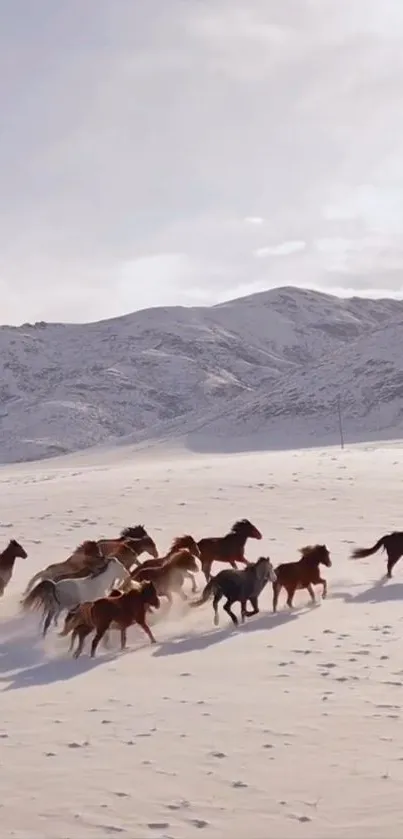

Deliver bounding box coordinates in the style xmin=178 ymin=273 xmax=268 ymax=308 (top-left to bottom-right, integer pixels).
xmin=1 ymin=438 xmax=403 ymax=838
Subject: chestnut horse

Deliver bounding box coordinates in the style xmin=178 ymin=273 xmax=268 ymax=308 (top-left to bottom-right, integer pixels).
xmin=272 ymin=544 xmax=332 ymax=612
xmin=0 ymin=540 xmax=28 ymax=596
xmin=62 ymin=581 xmax=160 ymax=658
xmin=351 ymin=531 xmax=403 ymax=578
xmin=131 ymin=535 xmax=200 ymax=592
xmin=197 ymin=519 xmax=262 ymax=582
xmin=132 ymin=550 xmax=199 ymax=603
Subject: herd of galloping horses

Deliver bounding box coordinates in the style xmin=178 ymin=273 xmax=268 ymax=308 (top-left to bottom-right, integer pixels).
xmin=0 ymin=520 xmax=403 ymax=659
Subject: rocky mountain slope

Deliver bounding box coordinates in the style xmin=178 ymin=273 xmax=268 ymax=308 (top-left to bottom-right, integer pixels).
xmin=1 ymin=287 xmax=402 ymax=462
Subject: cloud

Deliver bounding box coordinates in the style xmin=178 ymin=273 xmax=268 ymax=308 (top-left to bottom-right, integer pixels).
xmin=1 ymin=0 xmax=403 ymax=324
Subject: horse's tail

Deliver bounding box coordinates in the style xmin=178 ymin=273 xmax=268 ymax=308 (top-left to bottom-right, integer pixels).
xmin=22 ymin=570 xmax=45 ymax=596
xmin=351 ymin=537 xmax=386 ymax=559
xmin=190 ymin=577 xmax=217 ymax=608
xmin=21 ymin=579 xmax=59 ymax=614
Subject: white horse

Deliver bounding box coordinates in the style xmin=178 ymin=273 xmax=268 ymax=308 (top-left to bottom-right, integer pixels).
xmin=21 ymin=556 xmax=131 ymax=637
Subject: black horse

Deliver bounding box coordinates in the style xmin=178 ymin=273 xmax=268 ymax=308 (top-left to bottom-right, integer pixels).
xmin=191 ymin=556 xmax=277 ymax=626
xmin=351 ymin=531 xmax=403 ymax=578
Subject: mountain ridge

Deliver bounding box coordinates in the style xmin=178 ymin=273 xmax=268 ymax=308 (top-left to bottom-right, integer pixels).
xmin=1 ymin=286 xmax=402 ymax=463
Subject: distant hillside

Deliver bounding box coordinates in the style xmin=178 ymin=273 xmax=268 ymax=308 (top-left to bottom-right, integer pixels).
xmin=0 ymin=287 xmax=402 ymax=462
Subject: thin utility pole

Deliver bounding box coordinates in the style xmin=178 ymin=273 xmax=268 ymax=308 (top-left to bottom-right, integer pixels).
xmin=336 ymin=394 xmax=344 ymax=449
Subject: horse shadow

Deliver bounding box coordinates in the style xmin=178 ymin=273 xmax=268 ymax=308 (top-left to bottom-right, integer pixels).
xmin=0 ymin=651 xmax=114 ymax=691
xmin=330 ymin=577 xmax=403 ymax=605
xmin=0 ymin=637 xmax=45 ymax=675
xmin=153 ymin=608 xmax=301 ymax=658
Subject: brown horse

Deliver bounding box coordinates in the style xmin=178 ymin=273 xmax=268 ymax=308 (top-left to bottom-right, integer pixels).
xmin=197 ymin=519 xmax=262 ymax=582
xmin=61 ymin=581 xmax=160 ymax=658
xmin=96 ymin=526 xmax=158 ymax=567
xmin=272 ymin=544 xmax=332 ymax=612
xmin=23 ymin=540 xmax=108 ymax=594
xmin=130 ymin=535 xmax=200 ymax=592
xmin=60 ymin=579 xmax=145 ymax=650
xmin=0 ymin=540 xmax=28 ymax=596
xmin=132 ymin=550 xmax=199 ymax=603
xmin=23 ymin=530 xmax=157 ymax=595
xmin=351 ymin=531 xmax=403 ymax=578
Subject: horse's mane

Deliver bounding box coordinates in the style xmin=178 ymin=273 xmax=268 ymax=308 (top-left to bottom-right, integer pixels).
xmin=167 ymin=548 xmax=197 ymax=568
xmin=120 ymin=525 xmax=147 ymax=539
xmin=169 ymin=534 xmax=196 ymax=553
xmin=75 ymin=540 xmax=101 ymax=557
xmin=231 ymin=519 xmax=251 ymax=532
xmin=299 ymin=544 xmax=325 ymax=559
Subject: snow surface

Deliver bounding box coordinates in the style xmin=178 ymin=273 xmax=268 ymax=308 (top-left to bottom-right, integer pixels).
xmin=2 ymin=439 xmax=403 ymax=837
xmin=1 ymin=286 xmax=403 ymax=464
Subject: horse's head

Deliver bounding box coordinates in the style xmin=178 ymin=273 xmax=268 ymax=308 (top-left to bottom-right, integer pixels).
xmin=141 ymin=536 xmax=158 ymax=558
xmin=300 ymin=544 xmax=332 ymax=567
xmin=255 ymin=555 xmax=277 ymax=584
xmin=174 ymin=550 xmax=199 ymax=572
xmin=141 ymin=581 xmax=160 ymax=610
xmin=170 ymin=534 xmax=201 ymax=558
xmin=317 ymin=544 xmax=332 ymax=567
xmin=120 ymin=524 xmax=148 ymax=540
xmin=9 ymin=539 xmax=27 ymax=559
xmin=232 ymin=519 xmax=262 ymax=540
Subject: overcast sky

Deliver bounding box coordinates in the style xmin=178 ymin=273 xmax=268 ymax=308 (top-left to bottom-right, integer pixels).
xmin=1 ymin=0 xmax=403 ymax=324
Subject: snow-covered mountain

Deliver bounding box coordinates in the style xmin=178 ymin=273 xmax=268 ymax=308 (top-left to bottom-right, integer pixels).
xmin=1 ymin=286 xmax=403 ymax=463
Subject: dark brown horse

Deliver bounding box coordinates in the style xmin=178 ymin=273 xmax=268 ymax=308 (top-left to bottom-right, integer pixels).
xmin=197 ymin=519 xmax=262 ymax=582
xmin=96 ymin=526 xmax=157 ymax=567
xmin=0 ymin=540 xmax=28 ymax=596
xmin=130 ymin=534 xmax=200 ymax=592
xmin=272 ymin=544 xmax=332 ymax=612
xmin=61 ymin=581 xmax=160 ymax=658
xmin=351 ymin=532 xmax=403 ymax=578
xmin=132 ymin=550 xmax=199 ymax=603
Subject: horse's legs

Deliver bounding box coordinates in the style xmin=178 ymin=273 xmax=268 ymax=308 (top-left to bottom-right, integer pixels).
xmin=185 ymin=571 xmax=197 ymax=593
xmin=318 ymin=577 xmax=327 ymax=598
xmin=73 ymin=626 xmax=92 ymax=659
xmin=387 ymin=553 xmax=400 ymax=578
xmin=245 ymin=596 xmax=259 ymax=617
xmin=202 ymin=560 xmax=212 ymax=583
xmin=90 ymin=624 xmax=109 ymax=658
xmin=286 ymin=585 xmax=297 ymax=609
xmin=212 ymin=592 xmax=222 ymax=626
xmin=138 ymin=620 xmax=157 ymax=644
xmin=42 ymin=609 xmax=55 ymax=638
xmin=307 ymin=583 xmax=316 ymax=604
xmin=69 ymin=628 xmax=78 ymax=652
xmin=178 ymin=586 xmax=188 ymax=602
xmin=223 ymin=598 xmax=239 ymax=626
xmin=272 ymin=582 xmax=281 ymax=613
xmin=240 ymin=600 xmax=248 ymax=623
xmin=120 ymin=627 xmax=127 ymax=650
